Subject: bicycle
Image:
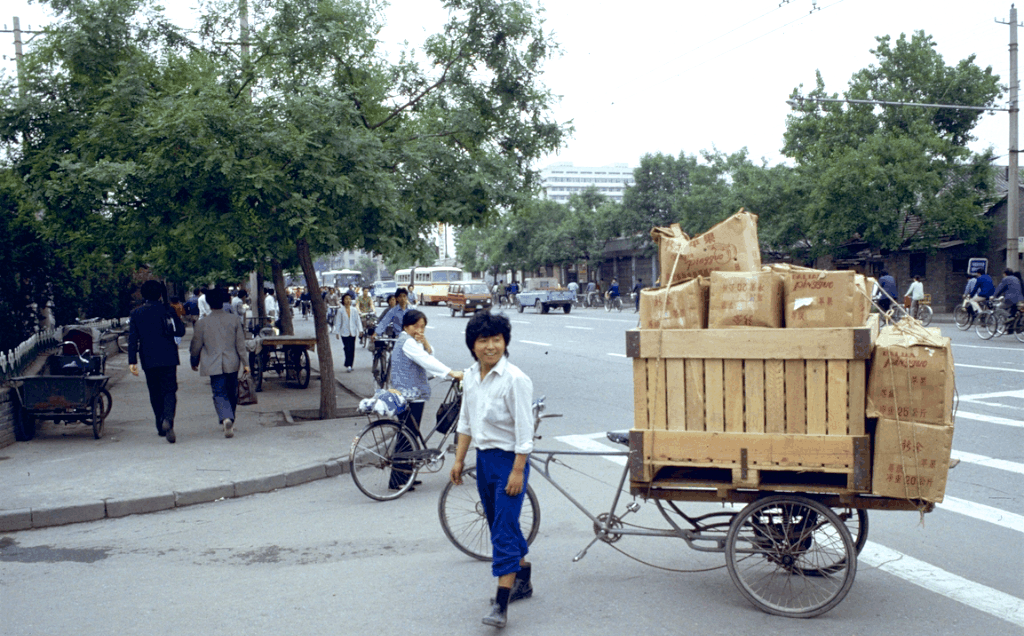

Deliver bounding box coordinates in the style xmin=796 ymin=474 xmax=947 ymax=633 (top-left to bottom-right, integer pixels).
xmin=438 ymin=421 xmax=880 ymax=618
xmin=604 ymin=295 xmax=623 ymax=312
xmin=883 ymin=297 xmax=932 ymax=326
xmin=349 ymin=379 xmax=464 ymax=501
xmin=976 ymin=297 xmax=1024 ymax=341
xmin=370 ymin=337 xmax=396 ymax=389
xmin=953 ymin=295 xmax=983 ymax=331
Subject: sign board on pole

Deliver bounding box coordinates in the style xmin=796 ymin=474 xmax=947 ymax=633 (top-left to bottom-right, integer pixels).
xmin=967 ymin=258 xmax=988 ymax=275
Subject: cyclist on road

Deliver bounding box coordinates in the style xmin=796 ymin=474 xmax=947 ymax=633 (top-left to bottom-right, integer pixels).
xmin=993 ymin=268 xmax=1023 ymax=325
xmin=972 ymin=271 xmax=996 ymax=311
xmin=374 ymin=288 xmax=411 ymax=340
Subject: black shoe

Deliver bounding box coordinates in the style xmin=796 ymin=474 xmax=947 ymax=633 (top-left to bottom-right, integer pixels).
xmin=482 ymin=602 xmax=507 ymax=628
xmin=412 ymin=480 xmax=423 ymax=486
xmin=490 ymin=578 xmax=532 ymax=604
xmin=389 ymin=485 xmax=414 ymax=492
xmin=166 ymin=427 xmax=176 ymax=443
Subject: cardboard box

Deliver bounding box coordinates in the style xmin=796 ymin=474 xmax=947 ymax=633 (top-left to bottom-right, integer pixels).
xmin=871 ymin=418 xmax=953 ymax=503
xmin=783 ymin=269 xmax=869 ymax=328
xmin=651 ymin=210 xmax=761 ymax=287
xmin=866 ymin=326 xmax=955 ymax=426
xmin=639 ymin=278 xmax=708 ymax=330
xmin=708 ymin=270 xmax=784 ymax=328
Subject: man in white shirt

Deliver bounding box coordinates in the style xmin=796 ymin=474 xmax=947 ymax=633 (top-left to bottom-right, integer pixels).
xmin=197 ymin=289 xmax=212 ymax=319
xmin=450 ymin=311 xmax=534 ymax=629
xmin=264 ymin=290 xmax=279 ymax=328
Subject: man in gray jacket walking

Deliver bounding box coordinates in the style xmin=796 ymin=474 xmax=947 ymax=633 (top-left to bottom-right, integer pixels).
xmin=190 ymin=288 xmax=250 ymax=438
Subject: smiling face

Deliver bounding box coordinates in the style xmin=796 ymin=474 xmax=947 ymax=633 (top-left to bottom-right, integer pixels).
xmin=473 ymin=333 xmax=506 ymax=372
xmin=404 ymin=317 xmax=427 ymax=340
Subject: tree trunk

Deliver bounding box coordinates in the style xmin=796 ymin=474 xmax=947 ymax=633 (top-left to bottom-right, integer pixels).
xmin=255 ymin=269 xmax=266 ymax=328
xmin=296 ymin=238 xmax=337 ymax=419
xmin=271 ymin=259 xmax=294 ymax=336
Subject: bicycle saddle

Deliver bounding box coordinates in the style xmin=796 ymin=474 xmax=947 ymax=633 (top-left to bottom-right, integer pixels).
xmin=606 ymin=431 xmax=630 ymax=447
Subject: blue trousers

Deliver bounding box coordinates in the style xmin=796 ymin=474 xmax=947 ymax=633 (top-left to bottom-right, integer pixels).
xmin=476 ymin=448 xmax=530 ymax=578
xmin=209 ymin=373 xmax=239 ymax=423
xmin=143 ymin=366 xmax=177 ymax=432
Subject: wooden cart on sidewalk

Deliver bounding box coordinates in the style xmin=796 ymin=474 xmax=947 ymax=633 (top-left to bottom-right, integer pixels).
xmin=247 ymin=334 xmax=315 ymax=392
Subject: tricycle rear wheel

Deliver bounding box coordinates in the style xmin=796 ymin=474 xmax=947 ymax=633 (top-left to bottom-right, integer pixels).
xmin=90 ymin=397 xmax=104 ymax=439
xmin=725 ymin=494 xmax=856 ymax=618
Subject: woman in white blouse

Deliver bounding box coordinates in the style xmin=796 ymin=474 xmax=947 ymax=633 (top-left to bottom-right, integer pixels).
xmin=333 ymin=293 xmax=362 ymax=372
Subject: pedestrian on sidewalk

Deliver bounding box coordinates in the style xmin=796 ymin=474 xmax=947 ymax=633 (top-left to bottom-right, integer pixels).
xmin=128 ymin=280 xmax=187 ymax=443
xmin=449 ymin=311 xmax=534 ymax=629
xmin=189 ymin=288 xmax=251 ymax=439
xmin=334 ymin=293 xmax=362 ymax=372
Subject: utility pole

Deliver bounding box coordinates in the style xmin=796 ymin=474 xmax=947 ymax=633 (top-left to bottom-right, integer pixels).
xmin=998 ymin=5 xmax=1022 ymax=271
xmin=1 ymin=17 xmax=44 ymax=98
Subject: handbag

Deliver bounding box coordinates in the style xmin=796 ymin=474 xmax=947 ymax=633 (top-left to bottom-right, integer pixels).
xmin=237 ymin=371 xmax=258 ymax=405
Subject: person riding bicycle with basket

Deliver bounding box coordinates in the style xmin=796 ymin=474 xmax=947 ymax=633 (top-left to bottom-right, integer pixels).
xmin=450 ymin=311 xmax=535 ymax=629
xmin=993 ymin=268 xmax=1024 ymax=330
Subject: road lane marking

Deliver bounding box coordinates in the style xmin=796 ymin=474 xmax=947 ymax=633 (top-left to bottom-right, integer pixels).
xmin=510 ymin=320 xmax=530 ymax=325
xmin=955 ymin=411 xmax=1024 ymax=428
xmin=951 ymin=449 xmax=1024 ymax=476
xmin=959 ymin=390 xmax=1024 ymax=402
xmin=956 ymin=363 xmax=1024 ymax=373
xmin=565 ymin=326 xmax=594 ymax=330
xmin=952 ymin=343 xmax=1024 ymax=351
xmin=520 ymin=340 xmax=551 ymax=347
xmin=860 ymin=542 xmax=1024 ymax=628
xmin=938 ymin=496 xmax=1024 ymax=534
xmin=608 ymin=353 xmax=627 ymax=358
xmin=554 ymin=434 xmax=627 ymax=465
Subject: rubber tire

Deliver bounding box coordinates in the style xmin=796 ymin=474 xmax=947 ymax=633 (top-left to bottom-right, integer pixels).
xmin=517 ymin=301 xmax=524 ymax=314
xmin=91 ymin=397 xmax=103 ymax=439
xmin=372 ymin=348 xmax=390 ymax=389
xmin=250 ymin=351 xmax=264 ymax=392
xmin=450 ymin=306 xmax=456 ymax=317
xmin=977 ymin=312 xmax=999 ymax=340
xmin=563 ymin=304 xmax=571 ymax=314
xmin=952 ymin=305 xmax=972 ymax=331
xmin=541 ymin=303 xmax=549 ymax=314
xmin=917 ymin=304 xmax=933 ymax=326
xmin=349 ymin=420 xmax=421 ymax=501
xmin=438 ymin=465 xmax=541 ymax=561
xmin=725 ymin=494 xmax=856 ymax=618
xmin=98 ymin=387 xmax=113 ymax=421
xmin=293 ymin=349 xmax=311 ymax=389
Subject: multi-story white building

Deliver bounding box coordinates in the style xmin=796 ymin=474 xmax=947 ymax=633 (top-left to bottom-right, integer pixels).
xmin=539 ymin=162 xmax=635 ymax=203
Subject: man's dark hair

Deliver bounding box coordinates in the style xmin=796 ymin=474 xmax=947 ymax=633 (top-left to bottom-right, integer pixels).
xmin=395 ymin=287 xmax=409 ymax=298
xmin=142 ymin=280 xmax=166 ymax=302
xmin=465 ymin=311 xmax=511 ymax=360
xmin=880 ymin=271 xmax=889 ymax=277
xmin=402 ymin=309 xmax=426 ymax=328
xmin=237 ymin=289 xmax=247 ymax=299
xmin=209 ymin=288 xmax=228 ymax=309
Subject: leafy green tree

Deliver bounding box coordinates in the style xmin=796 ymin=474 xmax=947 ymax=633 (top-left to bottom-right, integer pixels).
xmin=783 ymin=32 xmax=1000 ymax=258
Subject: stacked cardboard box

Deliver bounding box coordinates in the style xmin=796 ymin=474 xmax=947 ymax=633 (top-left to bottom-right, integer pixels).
xmin=630 ymin=211 xmax=955 ymax=502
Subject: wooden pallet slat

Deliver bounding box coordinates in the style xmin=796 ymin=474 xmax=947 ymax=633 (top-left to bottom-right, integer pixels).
xmin=666 ymin=359 xmax=686 ymax=431
xmin=724 ymin=359 xmax=745 ymax=432
xmin=744 ymin=360 xmax=765 ymax=433
xmin=765 ymin=360 xmax=786 ymax=433
xmin=704 ymin=359 xmax=725 ymax=432
xmin=806 ymin=359 xmax=827 ymax=435
xmin=827 ymin=360 xmax=849 ymax=435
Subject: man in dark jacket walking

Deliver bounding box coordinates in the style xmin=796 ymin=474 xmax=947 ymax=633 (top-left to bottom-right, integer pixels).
xmin=129 ymin=280 xmax=186 ymax=443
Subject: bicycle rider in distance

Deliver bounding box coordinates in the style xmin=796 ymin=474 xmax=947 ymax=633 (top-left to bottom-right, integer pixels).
xmin=450 ymin=311 xmax=535 ymax=629
xmin=373 ymin=287 xmax=410 ymax=342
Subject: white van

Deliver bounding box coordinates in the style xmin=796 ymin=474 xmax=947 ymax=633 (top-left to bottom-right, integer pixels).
xmin=371 ymin=280 xmax=398 ymax=306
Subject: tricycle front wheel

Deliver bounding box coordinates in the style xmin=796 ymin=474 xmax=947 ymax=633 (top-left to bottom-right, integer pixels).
xmin=725 ymin=494 xmax=856 ymax=618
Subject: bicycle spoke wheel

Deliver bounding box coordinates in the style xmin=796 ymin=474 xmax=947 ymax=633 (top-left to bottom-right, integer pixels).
xmin=952 ymin=306 xmax=972 ymax=330
xmin=918 ymin=305 xmax=933 ymax=327
xmin=98 ymin=388 xmax=113 ymax=421
xmin=438 ymin=466 xmax=540 ymax=561
xmin=349 ymin=421 xmax=420 ymax=501
xmin=372 ymin=350 xmax=389 ymax=389
xmin=725 ymin=495 xmax=856 ymax=618
xmin=976 ymin=312 xmax=995 ymax=340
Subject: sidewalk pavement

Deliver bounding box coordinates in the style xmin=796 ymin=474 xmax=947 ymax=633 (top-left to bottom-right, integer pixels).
xmin=0 ymin=322 xmax=381 ymax=532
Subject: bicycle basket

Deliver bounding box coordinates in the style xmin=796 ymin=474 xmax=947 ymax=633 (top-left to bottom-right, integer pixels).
xmin=434 ymin=385 xmax=462 ymax=435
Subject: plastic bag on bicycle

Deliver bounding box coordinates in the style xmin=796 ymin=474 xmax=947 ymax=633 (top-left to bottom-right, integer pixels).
xmin=357 ymin=389 xmax=408 ymax=418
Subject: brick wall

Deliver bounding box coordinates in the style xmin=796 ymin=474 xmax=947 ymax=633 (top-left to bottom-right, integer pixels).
xmin=0 ymin=387 xmax=17 ymax=448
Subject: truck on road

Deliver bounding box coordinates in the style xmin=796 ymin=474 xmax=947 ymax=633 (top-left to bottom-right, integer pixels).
xmin=515 ymin=277 xmax=575 ymax=314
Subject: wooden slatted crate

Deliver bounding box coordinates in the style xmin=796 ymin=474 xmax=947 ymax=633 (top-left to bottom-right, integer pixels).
xmin=625 ymin=317 xmax=878 ymax=493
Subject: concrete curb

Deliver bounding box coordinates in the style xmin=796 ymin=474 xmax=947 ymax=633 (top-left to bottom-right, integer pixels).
xmin=0 ymin=457 xmax=351 ymax=531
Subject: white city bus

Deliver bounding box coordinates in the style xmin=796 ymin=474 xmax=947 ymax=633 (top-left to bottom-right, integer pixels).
xmin=320 ymin=269 xmax=362 ymax=288
xmin=394 ymin=267 xmax=463 ymax=305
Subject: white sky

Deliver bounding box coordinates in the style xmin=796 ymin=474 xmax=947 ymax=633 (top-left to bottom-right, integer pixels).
xmin=3 ymin=0 xmax=1020 ymax=170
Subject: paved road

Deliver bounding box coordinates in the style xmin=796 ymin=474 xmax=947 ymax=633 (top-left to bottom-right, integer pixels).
xmin=1 ymin=306 xmax=1021 ymax=634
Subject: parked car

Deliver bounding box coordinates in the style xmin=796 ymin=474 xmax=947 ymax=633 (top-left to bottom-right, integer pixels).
xmin=447 ymin=281 xmax=493 ymax=316
xmin=371 ymin=280 xmax=398 ymax=306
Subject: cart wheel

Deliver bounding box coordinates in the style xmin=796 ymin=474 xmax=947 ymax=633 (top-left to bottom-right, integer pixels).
xmin=98 ymin=388 xmax=113 ymax=421
xmin=291 ymin=349 xmax=311 ymax=389
xmin=725 ymin=495 xmax=856 ymax=618
xmin=14 ymin=409 xmax=36 ymax=442
xmin=90 ymin=397 xmax=104 ymax=439
xmin=250 ymin=351 xmax=264 ymax=392
xmin=438 ymin=466 xmax=540 ymax=561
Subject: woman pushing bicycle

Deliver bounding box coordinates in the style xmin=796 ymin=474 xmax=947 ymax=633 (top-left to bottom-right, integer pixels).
xmin=449 ymin=311 xmax=535 ymax=629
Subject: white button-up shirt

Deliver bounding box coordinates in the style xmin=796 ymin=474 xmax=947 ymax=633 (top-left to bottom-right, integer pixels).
xmin=456 ymin=356 xmax=534 ymax=455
